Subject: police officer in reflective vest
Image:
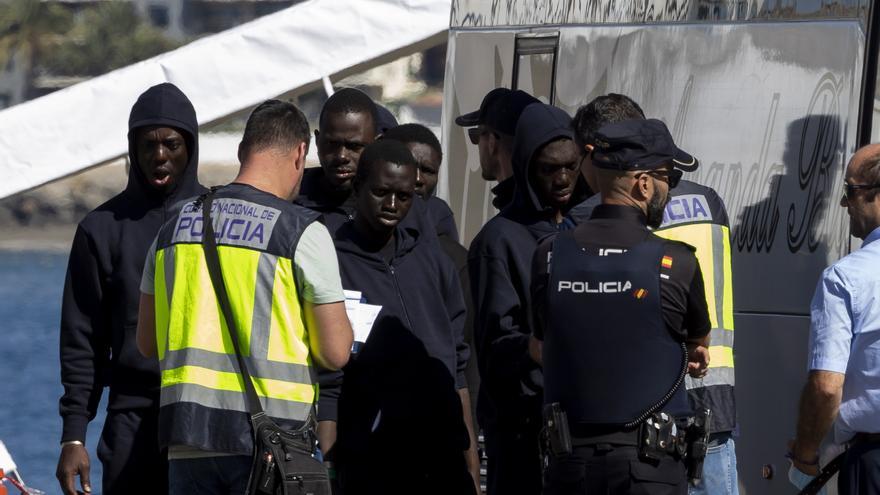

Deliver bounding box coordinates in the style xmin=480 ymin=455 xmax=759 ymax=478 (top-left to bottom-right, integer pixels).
xmin=530 ymin=118 xmax=712 ymax=495
xmin=135 ymin=100 xmax=353 ymax=493
xmin=654 ymin=179 xmax=738 ymax=495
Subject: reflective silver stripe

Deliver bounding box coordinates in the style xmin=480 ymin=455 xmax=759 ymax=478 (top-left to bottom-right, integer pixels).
xmin=250 ymin=253 xmax=277 ymax=359
xmin=686 ymin=366 xmax=735 ymax=389
xmin=160 ymin=382 xmax=312 ymax=421
xmin=163 ymin=246 xmax=175 ymax=353
xmin=709 ymin=327 xmax=734 ymax=349
xmin=161 ymin=348 xmax=314 ymax=385
xmin=710 ymin=224 xmax=727 ymax=331
xmin=163 ymin=245 xmax=175 ymax=306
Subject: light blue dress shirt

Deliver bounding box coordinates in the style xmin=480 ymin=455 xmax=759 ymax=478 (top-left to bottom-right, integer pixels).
xmin=809 ymin=225 xmax=880 ymax=443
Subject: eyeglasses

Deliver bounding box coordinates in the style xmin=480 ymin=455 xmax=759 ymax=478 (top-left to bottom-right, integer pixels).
xmin=843 ymin=183 xmax=880 ymax=199
xmin=647 ymin=169 xmax=683 ymax=189
xmin=467 ymin=127 xmax=494 ymax=145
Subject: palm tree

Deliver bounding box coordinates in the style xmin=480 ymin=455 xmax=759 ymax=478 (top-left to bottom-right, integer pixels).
xmin=0 ymin=0 xmax=72 ymax=99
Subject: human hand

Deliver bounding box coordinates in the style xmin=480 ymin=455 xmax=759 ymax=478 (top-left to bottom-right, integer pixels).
xmin=787 ymin=439 xmax=820 ymax=476
xmin=56 ymin=443 xmax=91 ymax=495
xmin=687 ymin=344 xmax=710 ymax=378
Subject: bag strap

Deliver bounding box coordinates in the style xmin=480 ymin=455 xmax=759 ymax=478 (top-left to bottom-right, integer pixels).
xmin=798 ymin=451 xmax=846 ymax=495
xmin=199 ymin=190 xmax=266 ymax=418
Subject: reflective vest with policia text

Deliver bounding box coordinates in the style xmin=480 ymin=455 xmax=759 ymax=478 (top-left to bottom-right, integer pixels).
xmin=654 ymin=180 xmax=736 ymax=433
xmin=152 ymin=183 xmax=321 ymax=455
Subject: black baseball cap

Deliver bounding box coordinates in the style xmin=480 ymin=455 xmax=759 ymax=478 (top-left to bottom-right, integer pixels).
xmin=455 ymin=88 xmax=511 ymax=127
xmin=591 ymin=119 xmax=699 ymax=172
xmin=485 ymin=90 xmax=540 ymax=136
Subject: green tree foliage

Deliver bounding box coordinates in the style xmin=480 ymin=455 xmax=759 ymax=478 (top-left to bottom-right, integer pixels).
xmin=0 ymin=0 xmax=73 ymax=93
xmin=44 ymin=2 xmax=181 ymax=76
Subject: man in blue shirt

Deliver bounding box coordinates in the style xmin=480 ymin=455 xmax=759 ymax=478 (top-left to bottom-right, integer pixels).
xmin=790 ymin=143 xmax=880 ymax=494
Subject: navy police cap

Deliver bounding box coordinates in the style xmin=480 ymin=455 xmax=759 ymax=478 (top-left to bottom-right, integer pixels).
xmin=591 ymin=119 xmax=699 ymax=172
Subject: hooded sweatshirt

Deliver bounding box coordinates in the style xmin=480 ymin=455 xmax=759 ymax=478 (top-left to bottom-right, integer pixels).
xmin=296 ymin=167 xmax=458 ymax=240
xmin=466 ymin=103 xmax=590 ymax=430
xmin=332 ymin=223 xmax=470 ymax=456
xmin=59 ymin=83 xmax=205 ymax=442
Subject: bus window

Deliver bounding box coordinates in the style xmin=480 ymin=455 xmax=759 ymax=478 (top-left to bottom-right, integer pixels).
xmin=512 ymin=33 xmax=559 ymax=104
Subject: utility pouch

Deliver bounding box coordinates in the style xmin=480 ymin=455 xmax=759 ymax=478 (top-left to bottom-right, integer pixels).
xmin=541 ymin=403 xmax=572 ymax=457
xmin=638 ymin=412 xmax=678 ymax=462
xmin=685 ymin=408 xmax=711 ymax=484
xmin=248 ymin=414 xmax=330 ymax=495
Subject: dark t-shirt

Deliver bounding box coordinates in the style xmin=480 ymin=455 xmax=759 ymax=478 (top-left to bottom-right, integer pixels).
xmin=531 ymin=204 xmax=711 ymax=342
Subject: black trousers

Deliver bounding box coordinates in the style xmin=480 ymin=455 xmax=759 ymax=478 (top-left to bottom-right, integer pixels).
xmin=543 ymin=444 xmax=687 ymax=495
xmin=485 ymin=424 xmax=543 ymax=495
xmin=97 ymin=409 xmax=168 ymax=495
xmin=839 ymin=439 xmax=880 ymax=495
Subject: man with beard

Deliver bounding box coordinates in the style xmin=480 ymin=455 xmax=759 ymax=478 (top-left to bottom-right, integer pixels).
xmin=330 ymin=140 xmax=478 ymax=494
xmin=568 ymin=96 xmax=741 ymax=495
xmin=530 ymin=118 xmax=711 ymax=494
xmin=467 ymin=102 xmax=590 ymax=495
xmin=57 ymin=83 xmax=206 ymax=495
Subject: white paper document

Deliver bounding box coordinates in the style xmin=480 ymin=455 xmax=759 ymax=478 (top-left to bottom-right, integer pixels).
xmin=343 ymin=290 xmax=382 ymax=345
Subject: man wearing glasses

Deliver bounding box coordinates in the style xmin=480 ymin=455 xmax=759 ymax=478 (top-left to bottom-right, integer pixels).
xmin=789 ymin=144 xmax=880 ymax=494
xmin=456 ymin=88 xmax=539 ymax=209
xmin=530 ymin=118 xmax=711 ymax=495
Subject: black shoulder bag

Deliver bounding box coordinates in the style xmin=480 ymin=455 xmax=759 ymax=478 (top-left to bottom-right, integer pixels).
xmin=200 ymin=191 xmax=331 ymax=495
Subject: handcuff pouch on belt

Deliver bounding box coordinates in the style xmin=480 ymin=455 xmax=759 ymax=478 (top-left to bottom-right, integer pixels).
xmin=637 ymin=408 xmax=711 ymax=483
xmin=638 ymin=412 xmax=686 ymax=461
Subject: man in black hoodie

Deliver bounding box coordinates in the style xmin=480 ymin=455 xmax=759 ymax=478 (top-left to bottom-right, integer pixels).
xmin=296 ymin=89 xmax=455 ymax=242
xmin=456 ymin=89 xmax=539 ymax=210
xmin=382 ymin=123 xmax=459 ymax=241
xmin=296 ymin=88 xmax=378 ymax=224
xmin=468 ymin=102 xmax=590 ymax=495
xmin=332 ymin=140 xmax=479 ymax=494
xmin=57 ymin=83 xmax=205 ymax=495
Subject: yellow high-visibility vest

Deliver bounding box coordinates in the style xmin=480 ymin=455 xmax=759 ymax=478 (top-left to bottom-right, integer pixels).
xmin=153 ymin=186 xmax=319 ymax=454
xmin=654 ymin=180 xmax=736 ymax=432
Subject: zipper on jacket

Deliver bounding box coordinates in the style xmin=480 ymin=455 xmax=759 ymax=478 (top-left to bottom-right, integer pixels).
xmin=386 ymin=262 xmax=414 ymax=330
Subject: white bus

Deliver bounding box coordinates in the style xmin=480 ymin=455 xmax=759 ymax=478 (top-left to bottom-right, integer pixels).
xmin=438 ymin=1 xmax=880 ymax=493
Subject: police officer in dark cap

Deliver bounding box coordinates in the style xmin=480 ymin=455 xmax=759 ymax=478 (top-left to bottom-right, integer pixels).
xmin=530 ymin=119 xmax=712 ymax=495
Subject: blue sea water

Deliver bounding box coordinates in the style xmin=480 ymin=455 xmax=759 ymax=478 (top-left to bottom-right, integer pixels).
xmin=0 ymin=251 xmax=107 ymax=495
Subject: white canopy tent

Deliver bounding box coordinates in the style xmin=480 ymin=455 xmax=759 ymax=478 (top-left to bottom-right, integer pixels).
xmin=0 ymin=0 xmax=450 ymax=200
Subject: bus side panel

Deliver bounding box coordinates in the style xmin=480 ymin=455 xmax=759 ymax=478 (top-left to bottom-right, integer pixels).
xmin=551 ymin=22 xmax=862 ymax=495
xmin=554 ymin=22 xmax=858 ymax=317
xmin=735 ymin=313 xmax=813 ymax=494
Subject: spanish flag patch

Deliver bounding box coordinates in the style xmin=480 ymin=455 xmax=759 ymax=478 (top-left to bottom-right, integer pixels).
xmin=661 ymin=256 xmax=673 ymax=269
xmin=633 ymin=288 xmax=648 ymax=299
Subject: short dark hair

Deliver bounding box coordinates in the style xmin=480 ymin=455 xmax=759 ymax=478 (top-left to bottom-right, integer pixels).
xmin=572 ymin=93 xmax=646 ymax=148
xmin=238 ymin=99 xmax=310 ymax=162
xmin=319 ymin=87 xmax=378 ymax=130
xmin=381 ymin=123 xmax=443 ymax=159
xmin=354 ymin=139 xmax=417 ymax=188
